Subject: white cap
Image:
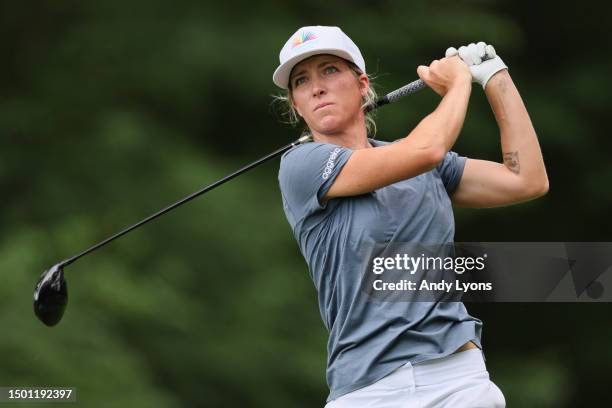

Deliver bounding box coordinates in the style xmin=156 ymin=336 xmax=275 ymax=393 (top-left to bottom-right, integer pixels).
xmin=272 ymin=26 xmax=366 ymax=89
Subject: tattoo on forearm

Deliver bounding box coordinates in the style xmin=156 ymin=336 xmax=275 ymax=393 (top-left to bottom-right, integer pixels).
xmin=503 ymin=151 xmax=520 ymax=174
xmin=497 ymin=77 xmax=508 ymax=95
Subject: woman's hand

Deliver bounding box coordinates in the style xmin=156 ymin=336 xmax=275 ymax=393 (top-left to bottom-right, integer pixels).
xmin=417 ymin=56 xmax=471 ymax=96
xmin=445 ymin=42 xmax=508 ymax=90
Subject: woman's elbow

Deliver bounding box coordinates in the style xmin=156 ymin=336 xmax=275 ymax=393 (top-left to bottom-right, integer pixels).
xmin=539 ymin=178 xmax=550 ymax=196
xmin=428 ymin=144 xmax=447 ymax=167
xmin=524 ymin=177 xmax=549 ymax=200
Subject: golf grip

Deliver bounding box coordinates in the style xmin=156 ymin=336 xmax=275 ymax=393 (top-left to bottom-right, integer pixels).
xmin=366 ymin=79 xmax=426 ymax=112
xmin=368 ymin=48 xmax=497 ymax=112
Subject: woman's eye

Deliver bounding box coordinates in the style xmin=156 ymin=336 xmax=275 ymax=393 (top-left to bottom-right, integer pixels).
xmin=294 ymin=77 xmax=307 ymax=87
xmin=324 ymin=66 xmax=339 ymax=74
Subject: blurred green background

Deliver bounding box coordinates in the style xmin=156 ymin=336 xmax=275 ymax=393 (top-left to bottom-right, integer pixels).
xmin=1 ymin=0 xmax=611 ymax=406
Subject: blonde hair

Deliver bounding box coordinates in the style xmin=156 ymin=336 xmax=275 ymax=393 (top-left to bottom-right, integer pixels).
xmin=272 ymin=61 xmax=378 ymax=138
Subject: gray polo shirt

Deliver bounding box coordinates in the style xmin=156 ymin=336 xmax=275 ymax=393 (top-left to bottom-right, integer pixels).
xmin=278 ymin=138 xmax=483 ymax=402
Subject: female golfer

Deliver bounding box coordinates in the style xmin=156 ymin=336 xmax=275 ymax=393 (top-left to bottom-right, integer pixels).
xmin=273 ymin=26 xmax=548 ymax=407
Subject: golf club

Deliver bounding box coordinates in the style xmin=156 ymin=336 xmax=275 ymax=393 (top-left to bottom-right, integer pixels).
xmin=33 ymin=48 xmax=497 ymax=327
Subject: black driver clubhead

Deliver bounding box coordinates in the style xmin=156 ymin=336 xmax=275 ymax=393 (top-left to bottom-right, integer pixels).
xmin=33 ymin=263 xmax=68 ymax=327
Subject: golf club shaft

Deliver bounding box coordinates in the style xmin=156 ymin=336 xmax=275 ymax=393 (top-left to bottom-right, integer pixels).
xmin=60 ymin=79 xmax=429 ymax=268
xmin=62 ymin=135 xmax=312 ymax=267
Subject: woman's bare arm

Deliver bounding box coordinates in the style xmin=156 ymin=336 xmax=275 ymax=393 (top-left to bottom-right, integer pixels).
xmin=451 ymin=70 xmax=549 ymax=208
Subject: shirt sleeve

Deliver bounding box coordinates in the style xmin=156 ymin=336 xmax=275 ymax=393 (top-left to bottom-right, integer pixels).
xmin=278 ymin=142 xmax=353 ymax=221
xmin=436 ymin=151 xmax=468 ymax=194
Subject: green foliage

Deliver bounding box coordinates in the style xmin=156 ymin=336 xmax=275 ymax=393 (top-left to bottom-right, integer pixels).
xmin=1 ymin=0 xmax=611 ymax=406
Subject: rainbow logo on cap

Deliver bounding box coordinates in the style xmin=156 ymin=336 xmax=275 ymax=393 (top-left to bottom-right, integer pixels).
xmin=291 ymin=31 xmax=317 ymax=48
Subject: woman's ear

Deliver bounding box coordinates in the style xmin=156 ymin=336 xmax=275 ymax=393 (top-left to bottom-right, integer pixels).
xmin=358 ymin=73 xmax=370 ymax=98
xmin=291 ymin=98 xmax=303 ymax=118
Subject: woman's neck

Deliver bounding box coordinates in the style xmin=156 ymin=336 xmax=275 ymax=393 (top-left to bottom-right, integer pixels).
xmin=311 ymin=120 xmax=372 ymax=150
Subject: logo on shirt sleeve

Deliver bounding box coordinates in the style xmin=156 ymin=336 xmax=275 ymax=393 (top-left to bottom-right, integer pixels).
xmin=322 ymin=148 xmax=342 ymax=180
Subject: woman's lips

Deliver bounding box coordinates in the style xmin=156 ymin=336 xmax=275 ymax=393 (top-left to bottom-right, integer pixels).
xmin=314 ymin=102 xmax=333 ymax=112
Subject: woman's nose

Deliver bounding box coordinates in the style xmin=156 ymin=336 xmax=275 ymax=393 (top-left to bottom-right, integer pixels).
xmin=312 ymin=87 xmax=326 ymax=97
xmin=311 ymin=78 xmax=326 ymax=97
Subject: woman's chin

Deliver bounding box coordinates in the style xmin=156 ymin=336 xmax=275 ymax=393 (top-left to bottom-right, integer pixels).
xmin=314 ymin=117 xmax=344 ymax=134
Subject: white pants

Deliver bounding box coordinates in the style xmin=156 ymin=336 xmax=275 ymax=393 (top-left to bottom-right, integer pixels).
xmin=324 ymin=349 xmax=505 ymax=408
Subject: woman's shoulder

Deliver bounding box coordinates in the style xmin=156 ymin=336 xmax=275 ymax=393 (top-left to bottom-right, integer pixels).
xmin=280 ymin=137 xmax=392 ymax=161
xmin=279 ymin=140 xmax=347 ymax=168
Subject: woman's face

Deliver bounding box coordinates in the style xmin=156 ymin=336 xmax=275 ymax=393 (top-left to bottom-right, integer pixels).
xmin=289 ymin=54 xmax=369 ymax=136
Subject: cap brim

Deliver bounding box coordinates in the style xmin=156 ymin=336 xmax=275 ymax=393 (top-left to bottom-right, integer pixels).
xmin=273 ymin=48 xmax=355 ymax=89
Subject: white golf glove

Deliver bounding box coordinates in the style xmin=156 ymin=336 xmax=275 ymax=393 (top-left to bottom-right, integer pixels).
xmin=445 ymin=42 xmax=507 ymax=89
